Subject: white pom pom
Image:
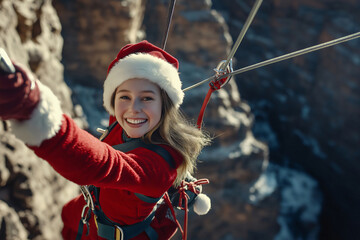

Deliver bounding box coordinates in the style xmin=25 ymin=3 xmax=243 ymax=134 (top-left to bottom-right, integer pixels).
xmin=193 ymin=193 xmax=211 ymax=215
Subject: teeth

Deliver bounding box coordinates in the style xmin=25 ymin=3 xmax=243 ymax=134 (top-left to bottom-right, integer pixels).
xmin=127 ymin=119 xmax=146 ymax=124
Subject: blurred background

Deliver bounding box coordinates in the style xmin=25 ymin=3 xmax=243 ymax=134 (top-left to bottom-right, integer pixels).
xmin=0 ymin=0 xmax=359 ymax=239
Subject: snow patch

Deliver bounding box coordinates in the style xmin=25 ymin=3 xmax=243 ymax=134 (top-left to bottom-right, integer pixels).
xmin=274 ymin=165 xmax=322 ymax=240
xmin=293 ymin=129 xmax=327 ymax=159
xmin=248 ymin=164 xmax=322 ymax=240
xmin=249 ymin=168 xmax=277 ymax=203
xmin=70 ymin=83 xmax=109 ymax=135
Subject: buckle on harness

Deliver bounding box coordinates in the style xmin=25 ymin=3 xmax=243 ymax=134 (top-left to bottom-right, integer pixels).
xmin=115 ymin=226 xmax=124 ymax=240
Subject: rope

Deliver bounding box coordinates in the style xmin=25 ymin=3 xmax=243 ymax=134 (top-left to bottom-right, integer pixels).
xmin=197 ymin=88 xmax=215 ymax=129
xmin=183 ymin=31 xmax=360 ymax=92
xmin=182 ymin=75 xmax=215 ymax=92
xmin=223 ymin=0 xmax=263 ymax=71
xmin=177 ymin=179 xmax=210 ymax=240
xmin=162 ymin=0 xmax=177 ymax=50
xmin=163 ymin=179 xmax=209 ymax=240
xmin=163 ymin=193 xmax=184 ymax=236
xmin=184 ymin=0 xmax=262 ymax=93
xmin=222 ymin=31 xmax=360 ymax=79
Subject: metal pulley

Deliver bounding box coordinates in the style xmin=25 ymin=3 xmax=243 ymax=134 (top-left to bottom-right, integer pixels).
xmin=210 ymin=59 xmax=234 ymax=90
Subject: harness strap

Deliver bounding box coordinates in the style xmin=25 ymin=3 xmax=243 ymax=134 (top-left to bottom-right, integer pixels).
xmin=76 ymin=220 xmax=85 ymax=240
xmin=77 ymin=127 xmax=176 ymax=240
xmin=134 ymin=192 xmax=163 ymax=203
xmin=144 ymin=226 xmax=158 ymax=240
xmin=95 ymin=210 xmax=157 ymax=240
xmin=112 ymin=140 xmax=176 ymax=169
xmin=78 ymin=185 xmax=159 ymax=240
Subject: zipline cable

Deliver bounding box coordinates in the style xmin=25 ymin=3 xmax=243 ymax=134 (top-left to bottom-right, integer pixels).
xmin=183 ymin=31 xmax=360 ymax=92
xmin=162 ymin=0 xmax=177 ymax=50
xmin=221 ymin=31 xmax=360 ymax=79
xmin=223 ymin=0 xmax=263 ymax=71
xmin=185 ymin=0 xmax=263 ymax=94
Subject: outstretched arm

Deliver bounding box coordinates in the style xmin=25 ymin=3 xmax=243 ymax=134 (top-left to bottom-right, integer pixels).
xmin=0 ymin=62 xmax=178 ymax=197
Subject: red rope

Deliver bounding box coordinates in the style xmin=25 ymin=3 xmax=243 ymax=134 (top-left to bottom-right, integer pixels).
xmin=164 ymin=192 xmax=184 ymax=236
xmin=196 ymin=72 xmax=231 ymax=129
xmin=177 ymin=179 xmax=210 ymax=240
xmin=164 ymin=179 xmax=210 ymax=240
xmin=196 ymin=88 xmax=215 ymax=129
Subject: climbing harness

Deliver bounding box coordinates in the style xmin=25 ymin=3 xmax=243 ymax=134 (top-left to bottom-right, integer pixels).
xmin=79 ymin=185 xmax=159 ymax=240
xmin=78 ymin=123 xmax=173 ymax=240
xmin=78 ymin=122 xmax=209 ymax=240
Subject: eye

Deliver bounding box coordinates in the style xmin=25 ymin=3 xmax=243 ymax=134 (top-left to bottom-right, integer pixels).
xmin=142 ymin=96 xmax=154 ymax=101
xmin=118 ymin=95 xmax=130 ymax=100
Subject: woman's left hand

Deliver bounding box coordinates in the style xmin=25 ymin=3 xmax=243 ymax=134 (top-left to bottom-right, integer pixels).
xmin=0 ymin=64 xmax=40 ymax=121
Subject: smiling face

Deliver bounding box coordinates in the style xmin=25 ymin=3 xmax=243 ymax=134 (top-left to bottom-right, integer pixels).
xmin=114 ymin=78 xmax=162 ymax=138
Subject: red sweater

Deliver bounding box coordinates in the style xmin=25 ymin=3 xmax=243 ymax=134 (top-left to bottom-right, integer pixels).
xmin=30 ymin=114 xmax=183 ymax=239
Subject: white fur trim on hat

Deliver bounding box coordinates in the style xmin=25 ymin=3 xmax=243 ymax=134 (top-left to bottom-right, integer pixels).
xmin=9 ymin=81 xmax=63 ymax=146
xmin=103 ymin=53 xmax=184 ymax=115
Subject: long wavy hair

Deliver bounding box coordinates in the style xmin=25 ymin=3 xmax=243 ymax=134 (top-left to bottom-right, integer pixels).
xmin=142 ymin=90 xmax=211 ymax=186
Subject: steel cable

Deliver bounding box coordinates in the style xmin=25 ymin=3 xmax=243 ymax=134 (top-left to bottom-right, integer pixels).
xmin=162 ymin=0 xmax=177 ymax=50
xmin=183 ymin=31 xmax=360 ymax=92
xmin=223 ymin=0 xmax=263 ymax=71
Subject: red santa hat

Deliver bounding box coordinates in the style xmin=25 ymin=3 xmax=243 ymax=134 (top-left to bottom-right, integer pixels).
xmin=103 ymin=40 xmax=184 ymax=115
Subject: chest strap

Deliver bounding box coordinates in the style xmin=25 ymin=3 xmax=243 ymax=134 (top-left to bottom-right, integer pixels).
xmin=112 ymin=139 xmax=176 ymax=169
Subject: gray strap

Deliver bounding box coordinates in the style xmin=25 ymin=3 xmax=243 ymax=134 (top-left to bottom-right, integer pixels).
xmin=145 ymin=226 xmax=158 ymax=240
xmin=134 ymin=192 xmax=163 ymax=203
xmin=112 ymin=140 xmax=176 ymax=169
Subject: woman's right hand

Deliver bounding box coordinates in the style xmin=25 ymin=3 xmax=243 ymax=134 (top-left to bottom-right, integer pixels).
xmin=0 ymin=64 xmax=40 ymax=121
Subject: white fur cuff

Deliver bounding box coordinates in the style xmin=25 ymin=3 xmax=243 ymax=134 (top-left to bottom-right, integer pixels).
xmin=9 ymin=81 xmax=63 ymax=147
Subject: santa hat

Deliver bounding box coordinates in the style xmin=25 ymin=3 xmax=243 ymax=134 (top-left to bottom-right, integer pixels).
xmin=103 ymin=40 xmax=184 ymax=115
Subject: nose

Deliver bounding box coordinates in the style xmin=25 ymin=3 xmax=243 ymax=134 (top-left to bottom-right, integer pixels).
xmin=130 ymin=98 xmax=142 ymax=113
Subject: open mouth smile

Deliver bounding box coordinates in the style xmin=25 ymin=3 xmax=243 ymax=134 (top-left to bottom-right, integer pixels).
xmin=126 ymin=118 xmax=148 ymax=125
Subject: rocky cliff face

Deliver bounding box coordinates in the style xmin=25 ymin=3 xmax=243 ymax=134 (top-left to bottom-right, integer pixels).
xmin=0 ymin=0 xmax=81 ymax=239
xmin=53 ymin=0 xmax=146 ymax=87
xmin=0 ymin=0 xmax=326 ymax=239
xmin=212 ymin=0 xmax=360 ymax=239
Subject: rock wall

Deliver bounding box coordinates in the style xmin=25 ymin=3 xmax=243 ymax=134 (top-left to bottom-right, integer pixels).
xmin=212 ymin=0 xmax=360 ymax=239
xmin=0 ymin=0 xmax=81 ymax=239
xmin=53 ymin=0 xmax=146 ymax=87
xmin=0 ymin=0 xmax=324 ymax=239
xmin=144 ymin=0 xmax=233 ymax=68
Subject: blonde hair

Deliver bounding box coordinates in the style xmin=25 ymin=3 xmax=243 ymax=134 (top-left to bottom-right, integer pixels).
xmin=142 ymin=90 xmax=211 ymax=186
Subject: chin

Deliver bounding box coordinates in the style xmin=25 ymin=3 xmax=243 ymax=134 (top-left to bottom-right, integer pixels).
xmin=126 ymin=131 xmax=144 ymax=139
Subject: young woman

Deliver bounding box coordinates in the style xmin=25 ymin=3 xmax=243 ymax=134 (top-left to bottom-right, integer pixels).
xmin=0 ymin=41 xmax=211 ymax=240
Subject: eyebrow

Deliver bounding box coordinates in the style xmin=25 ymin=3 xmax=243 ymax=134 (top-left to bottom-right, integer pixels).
xmin=116 ymin=89 xmax=156 ymax=94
